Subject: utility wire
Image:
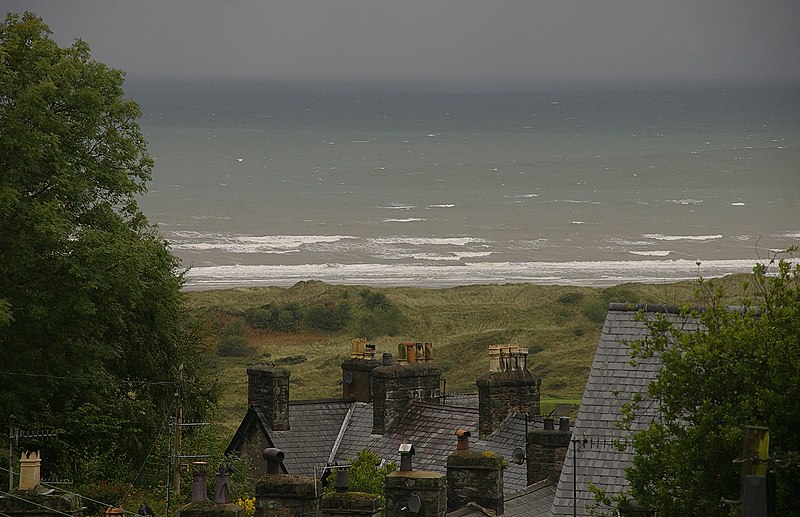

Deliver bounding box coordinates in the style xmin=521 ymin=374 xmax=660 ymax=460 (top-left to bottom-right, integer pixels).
xmin=0 ymin=489 xmax=79 ymax=517
xmin=0 ymin=470 xmax=145 ymax=517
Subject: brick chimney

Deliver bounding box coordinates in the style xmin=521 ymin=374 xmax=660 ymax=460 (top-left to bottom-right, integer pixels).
xmin=247 ymin=365 xmax=290 ymax=431
xmin=476 ymin=345 xmax=541 ymax=439
xmin=371 ymin=361 xmax=441 ymax=435
xmin=341 ymin=339 xmax=381 ymax=402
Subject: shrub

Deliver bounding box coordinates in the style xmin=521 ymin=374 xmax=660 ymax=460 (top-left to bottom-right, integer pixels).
xmin=217 ymin=319 xmax=251 ymax=357
xmin=307 ymin=301 xmax=352 ymax=331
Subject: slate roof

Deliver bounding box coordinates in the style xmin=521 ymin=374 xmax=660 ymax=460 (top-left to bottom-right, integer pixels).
xmin=332 ymin=400 xmax=535 ymax=495
xmin=505 ymin=480 xmax=558 ymax=517
xmin=550 ymin=304 xmax=701 ymax=516
xmin=229 ymin=394 xmax=538 ymax=496
xmin=228 ymin=398 xmax=354 ymax=478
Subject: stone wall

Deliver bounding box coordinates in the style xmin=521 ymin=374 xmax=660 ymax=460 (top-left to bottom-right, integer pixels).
xmin=446 ymin=450 xmax=504 ymax=515
xmin=476 ymin=369 xmax=541 ymax=439
xmin=341 ymin=359 xmax=381 ymax=402
xmin=177 ymin=501 xmax=244 ymax=517
xmin=384 ymin=471 xmax=446 ymax=517
xmin=255 ymin=474 xmax=320 ymax=517
xmin=247 ymin=366 xmax=290 ymax=431
xmin=371 ymin=363 xmax=441 ymax=435
xmin=526 ymin=428 xmax=571 ymax=484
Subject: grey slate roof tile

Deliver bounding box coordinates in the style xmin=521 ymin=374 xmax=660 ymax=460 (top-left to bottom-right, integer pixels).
xmin=550 ymin=306 xmax=700 ymax=516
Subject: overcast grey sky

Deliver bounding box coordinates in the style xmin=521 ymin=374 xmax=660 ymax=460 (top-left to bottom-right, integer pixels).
xmin=5 ymin=0 xmax=800 ymax=85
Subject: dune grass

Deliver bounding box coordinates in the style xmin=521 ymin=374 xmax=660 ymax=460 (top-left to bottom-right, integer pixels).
xmin=189 ymin=275 xmax=755 ymax=432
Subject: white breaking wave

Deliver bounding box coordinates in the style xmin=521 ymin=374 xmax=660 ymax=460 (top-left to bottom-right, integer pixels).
xmin=169 ymin=233 xmax=356 ymax=253
xmin=643 ymin=234 xmax=722 ymax=242
xmin=410 ymin=252 xmax=494 ymax=261
xmin=668 ymin=198 xmax=704 ymax=205
xmin=382 ymin=218 xmax=425 ymax=223
xmin=628 ymin=250 xmax=672 ymax=257
xmin=379 ymin=204 xmax=416 ymax=210
xmin=372 ymin=237 xmax=485 ymax=246
xmin=427 ymin=204 xmax=456 ymax=208
xmin=183 ymin=258 xmax=760 ymax=290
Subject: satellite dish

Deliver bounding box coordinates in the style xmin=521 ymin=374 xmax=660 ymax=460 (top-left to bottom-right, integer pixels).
xmin=512 ymin=446 xmax=526 ymax=465
xmin=406 ymin=495 xmax=421 ymax=514
xmin=344 ymin=371 xmax=353 ymax=384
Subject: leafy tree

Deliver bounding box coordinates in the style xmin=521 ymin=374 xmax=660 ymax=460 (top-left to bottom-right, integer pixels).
xmin=622 ymin=256 xmax=800 ymax=515
xmin=325 ymin=450 xmax=397 ymax=496
xmin=0 ymin=12 xmax=216 ymax=484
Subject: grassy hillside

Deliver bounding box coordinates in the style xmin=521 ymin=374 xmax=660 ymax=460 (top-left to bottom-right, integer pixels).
xmin=188 ymin=275 xmax=754 ymax=432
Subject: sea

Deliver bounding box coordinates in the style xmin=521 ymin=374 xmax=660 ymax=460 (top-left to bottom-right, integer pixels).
xmin=127 ymin=80 xmax=800 ymax=289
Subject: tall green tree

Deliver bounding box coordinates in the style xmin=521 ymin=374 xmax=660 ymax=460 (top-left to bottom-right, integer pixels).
xmin=0 ymin=12 xmax=216 ymax=484
xmin=623 ymin=256 xmax=800 ymax=515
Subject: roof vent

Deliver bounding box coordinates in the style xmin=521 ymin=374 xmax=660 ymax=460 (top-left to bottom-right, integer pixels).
xmin=455 ymin=429 xmax=471 ymax=451
xmin=399 ymin=443 xmax=415 ymax=471
xmin=263 ymin=448 xmax=285 ymax=474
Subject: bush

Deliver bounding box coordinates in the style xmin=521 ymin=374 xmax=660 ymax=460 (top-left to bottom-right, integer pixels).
xmin=217 ymin=319 xmax=251 ymax=357
xmin=307 ymin=301 xmax=352 ymax=331
xmin=244 ymin=303 xmax=302 ymax=332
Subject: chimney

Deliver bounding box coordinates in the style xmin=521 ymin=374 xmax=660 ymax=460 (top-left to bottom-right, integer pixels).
xmin=446 ymin=440 xmax=504 ymax=516
xmin=215 ymin=465 xmax=233 ymax=504
xmin=247 ymin=365 xmax=290 ymax=431
xmin=455 ymin=429 xmax=471 ymax=451
xmin=371 ymin=361 xmax=442 ymax=435
xmin=191 ymin=463 xmax=209 ymax=503
xmin=321 ymin=465 xmax=383 ymax=517
xmin=526 ymin=419 xmax=572 ymax=485
xmin=476 ymin=345 xmax=541 ymax=439
xmin=255 ymin=448 xmax=321 ymax=517
xmin=385 ymin=445 xmax=446 ymax=517
xmin=18 ymin=451 xmax=41 ymax=490
xmin=341 ymin=343 xmax=381 ymax=402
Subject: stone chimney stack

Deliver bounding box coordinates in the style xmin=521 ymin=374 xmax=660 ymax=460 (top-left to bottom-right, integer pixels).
xmin=526 ymin=417 xmax=572 ymax=485
xmin=476 ymin=345 xmax=541 ymax=439
xmin=341 ymin=339 xmax=381 ymax=402
xmin=446 ymin=435 xmax=504 ymax=516
xmin=247 ymin=365 xmax=290 ymax=431
xmin=371 ymin=360 xmax=441 ymax=435
xmin=255 ymin=448 xmax=320 ymax=517
xmin=384 ymin=444 xmax=446 ymax=517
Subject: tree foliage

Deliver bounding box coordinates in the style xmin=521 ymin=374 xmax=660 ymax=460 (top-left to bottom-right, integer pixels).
xmin=623 ymin=256 xmax=800 ymax=515
xmin=324 ymin=450 xmax=397 ymax=496
xmin=0 ymin=12 xmax=216 ymax=484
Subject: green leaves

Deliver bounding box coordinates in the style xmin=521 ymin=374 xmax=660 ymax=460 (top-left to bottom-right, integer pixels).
xmin=0 ymin=12 xmax=216 ymax=486
xmin=624 ymin=256 xmax=800 ymax=515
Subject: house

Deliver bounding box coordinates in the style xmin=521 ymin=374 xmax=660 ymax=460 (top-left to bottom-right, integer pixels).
xmin=549 ymin=303 xmax=700 ymax=516
xmin=226 ymin=342 xmax=566 ymax=515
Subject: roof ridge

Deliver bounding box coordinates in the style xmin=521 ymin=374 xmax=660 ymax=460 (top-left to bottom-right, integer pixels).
xmin=289 ymin=397 xmax=356 ymax=405
xmin=607 ymin=302 xmax=750 ymax=314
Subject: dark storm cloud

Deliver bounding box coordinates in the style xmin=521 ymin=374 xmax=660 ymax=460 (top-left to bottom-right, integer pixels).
xmin=5 ymin=0 xmax=800 ymax=83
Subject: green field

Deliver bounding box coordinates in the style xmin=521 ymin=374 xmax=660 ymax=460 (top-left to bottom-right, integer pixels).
xmin=188 ymin=275 xmax=752 ymax=433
